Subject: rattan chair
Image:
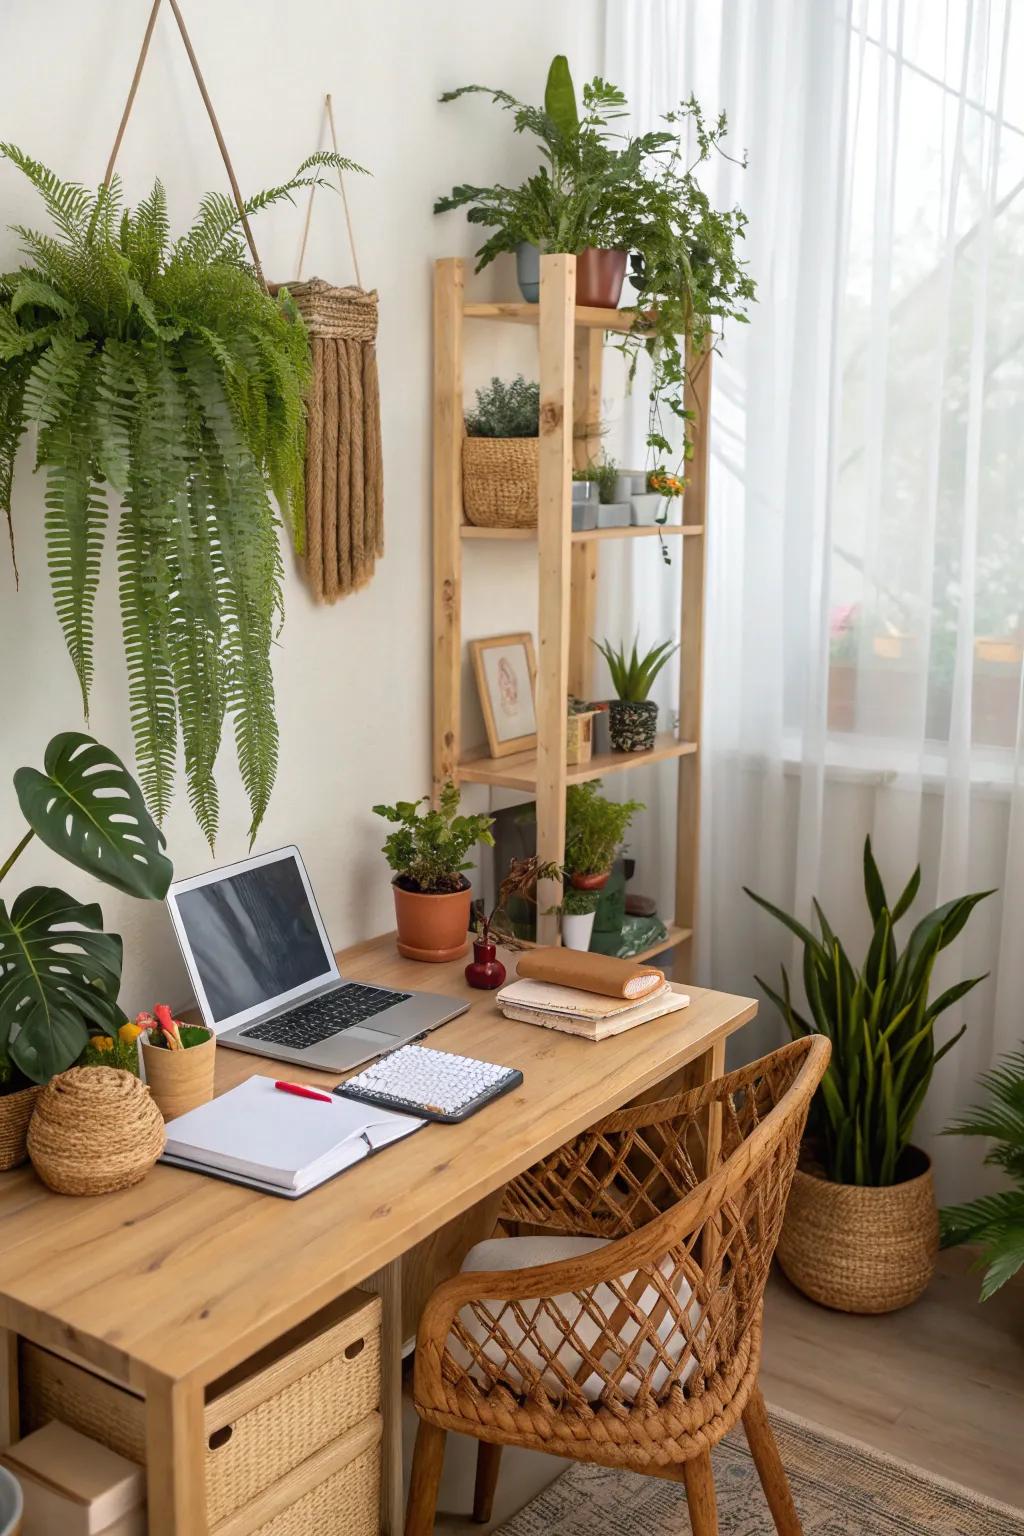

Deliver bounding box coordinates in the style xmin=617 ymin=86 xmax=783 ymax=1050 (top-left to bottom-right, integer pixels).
xmin=405 ymin=1035 xmax=830 ymax=1536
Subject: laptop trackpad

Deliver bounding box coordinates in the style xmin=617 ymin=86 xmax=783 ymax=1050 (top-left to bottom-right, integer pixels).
xmin=344 ymin=1026 xmax=401 ymax=1046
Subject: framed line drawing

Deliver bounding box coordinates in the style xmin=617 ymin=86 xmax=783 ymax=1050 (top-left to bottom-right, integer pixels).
xmin=470 ymin=633 xmax=538 ymax=758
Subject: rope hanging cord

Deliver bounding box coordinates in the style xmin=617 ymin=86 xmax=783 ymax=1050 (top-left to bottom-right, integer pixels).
xmin=104 ymin=0 xmax=266 ymax=289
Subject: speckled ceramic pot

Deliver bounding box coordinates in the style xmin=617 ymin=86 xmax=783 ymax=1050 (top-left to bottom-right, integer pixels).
xmin=609 ymin=699 xmax=658 ymax=752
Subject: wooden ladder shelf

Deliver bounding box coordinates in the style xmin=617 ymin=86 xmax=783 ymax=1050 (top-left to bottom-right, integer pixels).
xmin=432 ymin=254 xmax=709 ymax=963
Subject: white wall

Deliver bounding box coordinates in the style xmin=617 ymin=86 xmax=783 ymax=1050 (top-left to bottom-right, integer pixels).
xmin=0 ymin=0 xmax=603 ymax=1016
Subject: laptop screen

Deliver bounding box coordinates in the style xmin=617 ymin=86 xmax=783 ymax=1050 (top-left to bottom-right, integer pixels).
xmin=170 ymin=850 xmax=336 ymax=1027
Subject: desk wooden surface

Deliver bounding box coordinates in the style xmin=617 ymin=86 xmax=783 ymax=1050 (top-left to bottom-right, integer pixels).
xmin=0 ymin=935 xmax=754 ymax=1389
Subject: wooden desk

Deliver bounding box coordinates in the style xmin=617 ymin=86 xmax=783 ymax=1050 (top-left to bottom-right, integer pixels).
xmin=0 ymin=935 xmax=756 ymax=1535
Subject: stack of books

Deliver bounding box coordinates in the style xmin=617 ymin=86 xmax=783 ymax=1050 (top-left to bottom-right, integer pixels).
xmin=496 ymin=949 xmax=690 ymax=1041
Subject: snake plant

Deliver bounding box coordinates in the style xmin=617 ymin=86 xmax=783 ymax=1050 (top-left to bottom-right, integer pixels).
xmin=0 ymin=143 xmax=360 ymax=845
xmin=746 ymin=839 xmax=992 ymax=1187
xmin=940 ymin=1046 xmax=1024 ymax=1299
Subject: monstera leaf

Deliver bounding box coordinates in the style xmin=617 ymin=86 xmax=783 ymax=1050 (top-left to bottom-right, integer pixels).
xmin=14 ymin=733 xmax=172 ymax=900
xmin=0 ymin=886 xmax=124 ymax=1083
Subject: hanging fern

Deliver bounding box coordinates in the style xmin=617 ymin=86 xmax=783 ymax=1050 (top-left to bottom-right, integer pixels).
xmin=0 ymin=145 xmax=364 ymax=844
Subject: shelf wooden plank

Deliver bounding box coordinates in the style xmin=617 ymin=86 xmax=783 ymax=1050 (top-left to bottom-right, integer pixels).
xmin=463 ymin=301 xmax=654 ymax=335
xmin=634 ymin=924 xmax=692 ymax=962
xmin=460 ymin=524 xmax=704 ymax=542
xmin=459 ymin=734 xmax=697 ymax=792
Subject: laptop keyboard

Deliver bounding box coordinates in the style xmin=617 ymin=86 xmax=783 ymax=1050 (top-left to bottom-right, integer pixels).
xmin=239 ymin=984 xmax=412 ymax=1049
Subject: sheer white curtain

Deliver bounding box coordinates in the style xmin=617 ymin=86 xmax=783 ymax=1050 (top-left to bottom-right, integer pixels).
xmin=603 ymin=0 xmax=1023 ymax=1202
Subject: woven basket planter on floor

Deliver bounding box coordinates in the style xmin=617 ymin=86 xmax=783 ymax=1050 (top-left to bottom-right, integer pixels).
xmin=462 ymin=436 xmax=539 ymax=527
xmin=28 ymin=1067 xmax=166 ymax=1197
xmin=776 ymin=1147 xmax=938 ymax=1313
xmin=0 ymin=1083 xmax=42 ymax=1171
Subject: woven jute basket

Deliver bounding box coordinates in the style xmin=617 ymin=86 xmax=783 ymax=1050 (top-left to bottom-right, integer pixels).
xmin=776 ymin=1146 xmax=938 ymax=1313
xmin=27 ymin=1067 xmax=165 ymax=1197
xmin=462 ymin=435 xmax=539 ymax=527
xmin=0 ymin=1083 xmax=41 ymax=1171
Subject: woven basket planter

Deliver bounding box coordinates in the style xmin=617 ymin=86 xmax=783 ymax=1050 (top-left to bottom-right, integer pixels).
xmin=776 ymin=1147 xmax=938 ymax=1313
xmin=609 ymin=699 xmax=659 ymax=752
xmin=28 ymin=1067 xmax=166 ymax=1197
xmin=462 ymin=436 xmax=538 ymax=528
xmin=0 ymin=1083 xmax=42 ymax=1171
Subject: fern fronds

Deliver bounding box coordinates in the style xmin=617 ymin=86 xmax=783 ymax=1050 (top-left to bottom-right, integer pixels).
xmin=0 ymin=144 xmax=349 ymax=840
xmin=941 ymin=1044 xmax=1024 ymax=1299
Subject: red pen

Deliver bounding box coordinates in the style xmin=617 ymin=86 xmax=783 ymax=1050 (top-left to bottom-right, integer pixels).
xmin=274 ymin=1080 xmax=333 ymax=1104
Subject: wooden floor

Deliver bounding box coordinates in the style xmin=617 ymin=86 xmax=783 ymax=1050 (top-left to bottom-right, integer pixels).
xmin=403 ymin=1248 xmax=1024 ymax=1530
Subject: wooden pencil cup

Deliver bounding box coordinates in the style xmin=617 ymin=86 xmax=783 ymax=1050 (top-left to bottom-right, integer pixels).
xmin=141 ymin=1030 xmax=216 ymax=1121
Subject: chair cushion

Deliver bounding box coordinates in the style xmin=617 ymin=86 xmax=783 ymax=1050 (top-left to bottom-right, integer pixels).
xmin=453 ymin=1234 xmax=700 ymax=1404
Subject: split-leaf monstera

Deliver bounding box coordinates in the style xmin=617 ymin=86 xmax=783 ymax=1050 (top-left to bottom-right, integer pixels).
xmin=0 ymin=733 xmax=172 ymax=1085
xmin=0 ymin=143 xmax=364 ymax=845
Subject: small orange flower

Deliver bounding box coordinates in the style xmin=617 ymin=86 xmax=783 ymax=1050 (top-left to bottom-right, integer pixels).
xmin=88 ymin=1035 xmax=114 ymax=1052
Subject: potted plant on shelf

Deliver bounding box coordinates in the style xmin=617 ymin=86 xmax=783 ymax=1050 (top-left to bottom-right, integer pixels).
xmin=939 ymin=1046 xmax=1024 ymax=1301
xmin=746 ymin=839 xmax=992 ymax=1314
xmin=0 ymin=145 xmax=361 ymax=845
xmin=467 ymin=855 xmax=562 ymax=989
xmin=630 ymin=469 xmax=686 ymax=527
xmin=575 ymin=458 xmax=631 ymax=529
xmin=594 ymin=635 xmax=678 ymax=752
xmin=374 ymin=782 xmax=494 ymax=962
xmin=560 ymin=887 xmax=600 ymax=951
xmin=564 ymin=780 xmax=644 ymax=891
xmin=0 ymin=733 xmax=172 ymax=1168
xmin=463 ymin=375 xmax=539 ymax=529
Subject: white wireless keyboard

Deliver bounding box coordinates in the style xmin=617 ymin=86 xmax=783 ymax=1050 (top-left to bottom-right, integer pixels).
xmin=334 ymin=1043 xmax=523 ymax=1123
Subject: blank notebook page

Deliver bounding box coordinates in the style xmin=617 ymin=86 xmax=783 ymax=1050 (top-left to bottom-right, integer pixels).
xmin=163 ymin=1074 xmax=424 ymax=1191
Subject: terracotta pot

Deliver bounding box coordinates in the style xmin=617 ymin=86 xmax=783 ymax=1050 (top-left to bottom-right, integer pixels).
xmin=465 ymin=939 xmax=506 ymax=990
xmin=392 ymin=879 xmax=472 ymax=962
xmin=576 ymin=248 xmax=628 ymax=308
xmin=777 ymin=1146 xmax=938 ymax=1314
xmin=0 ymin=1082 xmax=42 ymax=1172
xmin=141 ymin=1030 xmax=216 ymax=1121
xmin=569 ymin=870 xmax=610 ymax=891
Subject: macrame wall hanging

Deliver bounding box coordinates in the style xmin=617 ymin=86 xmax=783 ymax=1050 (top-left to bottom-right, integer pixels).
xmin=283 ymin=96 xmax=384 ymax=602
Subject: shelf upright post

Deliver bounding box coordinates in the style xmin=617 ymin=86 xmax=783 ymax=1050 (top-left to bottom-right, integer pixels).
xmin=568 ymin=329 xmax=603 ymax=699
xmin=535 ymin=254 xmax=576 ymax=943
xmin=432 ymin=258 xmax=465 ymax=801
xmin=675 ymin=341 xmax=712 ymax=973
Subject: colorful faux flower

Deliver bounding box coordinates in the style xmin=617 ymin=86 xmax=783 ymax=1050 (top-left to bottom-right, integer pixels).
xmin=648 ymin=469 xmax=687 ymax=497
xmin=88 ymin=1034 xmax=114 ymax=1052
xmin=119 ymin=1020 xmax=145 ymax=1045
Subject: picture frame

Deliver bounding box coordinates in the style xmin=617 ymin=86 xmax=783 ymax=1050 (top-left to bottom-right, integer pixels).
xmin=470 ymin=633 xmax=538 ymax=758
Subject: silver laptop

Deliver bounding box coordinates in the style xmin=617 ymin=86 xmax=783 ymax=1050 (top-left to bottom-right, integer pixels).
xmin=166 ymin=846 xmax=468 ymax=1072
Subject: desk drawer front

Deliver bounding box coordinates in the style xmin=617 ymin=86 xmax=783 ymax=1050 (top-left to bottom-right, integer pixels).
xmin=205 ymin=1292 xmax=381 ymax=1526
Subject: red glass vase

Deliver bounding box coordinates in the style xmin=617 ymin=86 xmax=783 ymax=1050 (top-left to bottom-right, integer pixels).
xmin=465 ymin=939 xmax=506 ymax=990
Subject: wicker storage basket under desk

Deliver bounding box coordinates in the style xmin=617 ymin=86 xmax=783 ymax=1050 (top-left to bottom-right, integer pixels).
xmin=19 ymin=1289 xmax=381 ymax=1533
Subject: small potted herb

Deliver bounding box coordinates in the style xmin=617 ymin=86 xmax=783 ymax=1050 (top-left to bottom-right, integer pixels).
xmin=463 ymin=375 xmax=539 ymax=529
xmin=576 ymin=458 xmax=631 ymax=529
xmin=564 ymin=780 xmax=643 ymax=890
xmin=374 ymin=783 xmax=495 ymax=962
xmin=630 ymin=468 xmax=686 ymax=527
xmin=560 ymin=887 xmax=600 ymax=951
xmin=136 ymin=1005 xmax=216 ymax=1121
xmin=594 ymin=636 xmax=678 ymax=751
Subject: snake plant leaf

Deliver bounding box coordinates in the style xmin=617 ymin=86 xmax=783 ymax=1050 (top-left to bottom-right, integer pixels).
xmin=890 ymin=863 xmax=921 ymax=922
xmin=0 ymin=886 xmax=124 ymax=1083
xmin=14 ymin=733 xmax=173 ymax=900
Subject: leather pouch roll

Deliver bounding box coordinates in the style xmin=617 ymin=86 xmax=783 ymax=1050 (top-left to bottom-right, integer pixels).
xmin=515 ymin=948 xmax=665 ymax=999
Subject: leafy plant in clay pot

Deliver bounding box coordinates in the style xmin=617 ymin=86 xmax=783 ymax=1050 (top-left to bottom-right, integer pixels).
xmin=563 ymin=780 xmax=643 ymax=890
xmin=373 ymin=782 xmax=494 ymax=962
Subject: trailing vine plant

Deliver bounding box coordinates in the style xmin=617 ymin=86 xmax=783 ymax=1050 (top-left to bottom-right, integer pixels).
xmin=0 ymin=145 xmax=362 ymax=845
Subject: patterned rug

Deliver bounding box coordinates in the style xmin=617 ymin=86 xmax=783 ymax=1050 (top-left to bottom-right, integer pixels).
xmin=494 ymin=1404 xmax=1024 ymax=1534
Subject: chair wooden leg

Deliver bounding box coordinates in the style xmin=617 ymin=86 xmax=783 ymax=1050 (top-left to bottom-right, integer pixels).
xmin=682 ymin=1450 xmax=719 ymax=1535
xmin=473 ymin=1440 xmax=503 ymax=1523
xmin=405 ymin=1419 xmax=447 ymax=1536
xmin=742 ymin=1385 xmax=802 ymax=1535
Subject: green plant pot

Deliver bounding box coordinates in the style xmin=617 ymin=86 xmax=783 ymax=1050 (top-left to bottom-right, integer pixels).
xmin=609 ymin=699 xmax=658 ymax=752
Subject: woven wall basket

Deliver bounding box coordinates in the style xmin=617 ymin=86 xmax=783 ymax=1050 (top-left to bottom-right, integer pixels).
xmin=287 ymin=278 xmax=384 ymax=602
xmin=776 ymin=1147 xmax=939 ymax=1314
xmin=462 ymin=435 xmax=539 ymax=528
xmin=0 ymin=1083 xmax=42 ymax=1171
xmin=27 ymin=1067 xmax=166 ymax=1197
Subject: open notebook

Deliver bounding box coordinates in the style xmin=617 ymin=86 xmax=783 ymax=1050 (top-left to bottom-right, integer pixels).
xmin=161 ymin=1075 xmax=424 ymax=1198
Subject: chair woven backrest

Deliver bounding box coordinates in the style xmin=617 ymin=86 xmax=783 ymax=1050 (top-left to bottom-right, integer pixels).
xmin=436 ymin=1037 xmax=828 ymax=1424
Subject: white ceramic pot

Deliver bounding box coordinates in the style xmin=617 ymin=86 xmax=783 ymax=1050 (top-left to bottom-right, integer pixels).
xmin=613 ymin=470 xmax=646 ymax=503
xmin=630 ymin=493 xmax=681 ymax=527
xmin=561 ymin=910 xmax=596 ymax=951
xmin=0 ymin=1466 xmax=22 ymax=1536
xmin=597 ymin=501 xmax=632 ymax=528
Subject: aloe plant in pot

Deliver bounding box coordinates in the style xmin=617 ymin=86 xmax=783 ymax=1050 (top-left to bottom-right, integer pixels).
xmin=373 ymin=782 xmax=494 ymax=962
xmin=0 ymin=733 xmax=172 ymax=1168
xmin=746 ymin=839 xmax=992 ymax=1313
xmin=594 ymin=635 xmax=678 ymax=752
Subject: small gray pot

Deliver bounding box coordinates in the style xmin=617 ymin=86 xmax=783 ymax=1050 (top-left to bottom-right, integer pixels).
xmin=597 ymin=501 xmax=632 ymax=529
xmin=516 ymin=241 xmax=540 ymax=303
xmin=613 ymin=470 xmax=646 ymax=503
xmin=609 ymin=698 xmax=659 ymax=752
xmin=572 ymin=480 xmax=597 ymax=503
xmin=571 ymin=501 xmax=598 ymax=531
